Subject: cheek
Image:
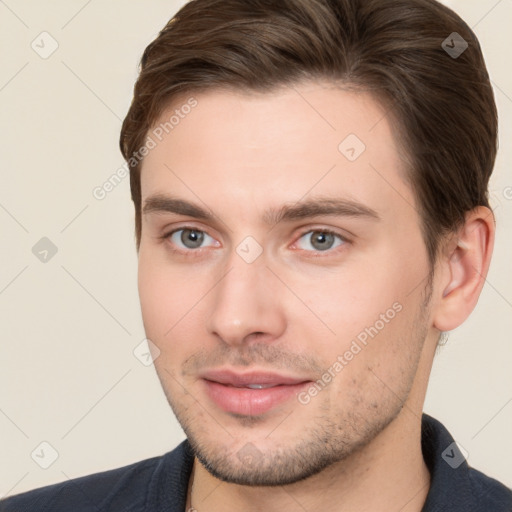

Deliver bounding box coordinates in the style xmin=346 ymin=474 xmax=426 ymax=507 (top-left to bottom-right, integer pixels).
xmin=297 ymin=259 xmax=422 ymax=373
xmin=296 ymin=270 xmax=400 ymax=341
xmin=137 ymin=250 xmax=211 ymax=360
xmin=138 ymin=250 xmax=191 ymax=338
xmin=138 ymin=262 xmax=169 ymax=334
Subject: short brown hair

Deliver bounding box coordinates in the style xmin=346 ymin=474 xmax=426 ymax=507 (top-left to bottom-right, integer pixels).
xmin=120 ymin=0 xmax=497 ymax=264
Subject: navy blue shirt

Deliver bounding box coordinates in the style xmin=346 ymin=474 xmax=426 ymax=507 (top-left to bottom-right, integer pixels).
xmin=1 ymin=414 xmax=511 ymax=511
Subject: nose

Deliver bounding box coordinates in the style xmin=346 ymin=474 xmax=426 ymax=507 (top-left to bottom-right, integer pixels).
xmin=205 ymin=250 xmax=287 ymax=347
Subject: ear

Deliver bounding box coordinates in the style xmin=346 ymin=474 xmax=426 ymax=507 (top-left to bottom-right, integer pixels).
xmin=432 ymin=206 xmax=495 ymax=332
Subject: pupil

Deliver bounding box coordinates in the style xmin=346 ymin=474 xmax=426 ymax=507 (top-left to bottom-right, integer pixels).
xmin=182 ymin=229 xmax=203 ymax=248
xmin=312 ymin=232 xmax=333 ymax=250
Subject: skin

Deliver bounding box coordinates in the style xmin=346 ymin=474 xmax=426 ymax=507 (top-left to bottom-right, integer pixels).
xmin=137 ymin=80 xmax=494 ymax=512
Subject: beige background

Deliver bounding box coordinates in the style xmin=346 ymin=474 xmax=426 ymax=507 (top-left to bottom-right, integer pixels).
xmin=0 ymin=0 xmax=511 ymax=497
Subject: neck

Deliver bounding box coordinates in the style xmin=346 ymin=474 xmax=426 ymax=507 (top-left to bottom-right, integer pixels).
xmin=186 ymin=409 xmax=431 ymax=512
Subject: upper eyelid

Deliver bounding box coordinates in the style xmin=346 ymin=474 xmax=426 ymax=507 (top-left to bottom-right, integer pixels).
xmin=291 ymin=229 xmax=348 ymax=252
xmin=295 ymin=226 xmax=349 ymax=240
xmin=164 ymin=225 xmax=350 ymax=249
xmin=166 ymin=226 xmax=218 ymax=246
xmin=163 ymin=224 xmax=348 ymax=238
xmin=159 ymin=211 xmax=358 ymax=236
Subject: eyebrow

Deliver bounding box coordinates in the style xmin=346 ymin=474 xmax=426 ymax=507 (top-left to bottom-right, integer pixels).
xmin=142 ymin=193 xmax=380 ymax=225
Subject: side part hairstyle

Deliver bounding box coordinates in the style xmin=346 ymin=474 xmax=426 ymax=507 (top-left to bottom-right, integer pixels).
xmin=120 ymin=0 xmax=497 ymax=266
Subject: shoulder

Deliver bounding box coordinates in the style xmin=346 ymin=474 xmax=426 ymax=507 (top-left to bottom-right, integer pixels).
xmin=466 ymin=466 xmax=512 ymax=510
xmin=0 ymin=456 xmax=161 ymax=512
xmin=421 ymin=414 xmax=512 ymax=511
xmin=0 ymin=442 xmax=192 ymax=512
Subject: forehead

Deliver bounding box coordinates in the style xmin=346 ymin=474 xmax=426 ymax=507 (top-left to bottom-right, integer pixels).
xmin=139 ymin=81 xmax=413 ymax=221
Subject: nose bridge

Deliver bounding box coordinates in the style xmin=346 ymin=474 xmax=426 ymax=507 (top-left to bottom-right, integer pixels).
xmin=205 ymin=246 xmax=285 ymax=345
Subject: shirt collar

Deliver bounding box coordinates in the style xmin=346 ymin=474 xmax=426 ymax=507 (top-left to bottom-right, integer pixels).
xmin=421 ymin=413 xmax=473 ymax=511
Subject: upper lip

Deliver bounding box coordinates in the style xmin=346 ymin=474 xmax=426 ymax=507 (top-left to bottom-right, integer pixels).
xmin=200 ymin=369 xmax=312 ymax=387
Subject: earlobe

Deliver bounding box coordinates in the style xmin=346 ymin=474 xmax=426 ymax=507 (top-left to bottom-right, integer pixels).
xmin=433 ymin=207 xmax=495 ymax=332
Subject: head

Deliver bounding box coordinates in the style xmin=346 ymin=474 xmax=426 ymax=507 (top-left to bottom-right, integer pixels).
xmin=120 ymin=0 xmax=496 ymax=486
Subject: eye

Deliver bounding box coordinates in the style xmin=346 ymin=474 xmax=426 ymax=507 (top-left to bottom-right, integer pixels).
xmin=295 ymin=229 xmax=347 ymax=253
xmin=166 ymin=227 xmax=218 ymax=251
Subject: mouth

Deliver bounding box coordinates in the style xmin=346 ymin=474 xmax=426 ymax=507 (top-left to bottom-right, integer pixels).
xmin=200 ymin=369 xmax=312 ymax=416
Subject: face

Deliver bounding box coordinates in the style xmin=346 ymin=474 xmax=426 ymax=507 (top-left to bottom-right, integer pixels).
xmin=137 ymin=81 xmax=434 ymax=486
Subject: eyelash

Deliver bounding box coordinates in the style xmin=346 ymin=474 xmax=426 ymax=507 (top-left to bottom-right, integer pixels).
xmin=159 ymin=226 xmax=349 ymax=258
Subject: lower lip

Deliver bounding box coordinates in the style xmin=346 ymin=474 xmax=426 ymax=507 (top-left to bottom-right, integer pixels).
xmin=203 ymin=380 xmax=310 ymax=416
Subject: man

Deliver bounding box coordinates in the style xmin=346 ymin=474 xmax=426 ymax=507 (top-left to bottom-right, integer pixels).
xmin=2 ymin=0 xmax=511 ymax=510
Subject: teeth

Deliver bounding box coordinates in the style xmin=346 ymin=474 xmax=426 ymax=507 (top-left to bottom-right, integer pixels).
xmin=246 ymin=384 xmax=274 ymax=389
